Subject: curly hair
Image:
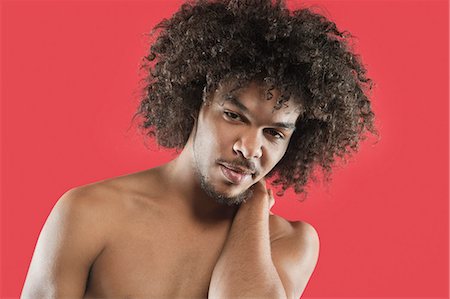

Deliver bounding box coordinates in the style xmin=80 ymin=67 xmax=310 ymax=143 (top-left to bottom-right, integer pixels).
xmin=133 ymin=0 xmax=379 ymax=199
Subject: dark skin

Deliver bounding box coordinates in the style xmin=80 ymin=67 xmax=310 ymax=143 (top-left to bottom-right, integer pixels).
xmin=21 ymin=81 xmax=320 ymax=299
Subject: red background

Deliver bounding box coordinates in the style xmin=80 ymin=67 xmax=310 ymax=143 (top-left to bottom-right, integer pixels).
xmin=1 ymin=0 xmax=449 ymax=298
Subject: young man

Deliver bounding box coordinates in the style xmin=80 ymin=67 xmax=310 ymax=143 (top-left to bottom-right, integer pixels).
xmin=22 ymin=0 xmax=377 ymax=298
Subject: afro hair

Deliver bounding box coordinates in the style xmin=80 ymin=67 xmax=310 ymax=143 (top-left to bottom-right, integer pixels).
xmin=133 ymin=0 xmax=379 ymax=198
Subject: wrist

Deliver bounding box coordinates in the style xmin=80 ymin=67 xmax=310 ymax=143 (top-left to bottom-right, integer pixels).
xmin=237 ymin=196 xmax=270 ymax=222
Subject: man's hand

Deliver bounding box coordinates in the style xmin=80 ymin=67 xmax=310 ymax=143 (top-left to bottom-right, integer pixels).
xmin=257 ymin=179 xmax=276 ymax=214
xmin=239 ymin=179 xmax=275 ymax=216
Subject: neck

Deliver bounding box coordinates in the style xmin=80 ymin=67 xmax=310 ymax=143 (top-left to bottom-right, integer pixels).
xmin=160 ymin=141 xmax=239 ymax=223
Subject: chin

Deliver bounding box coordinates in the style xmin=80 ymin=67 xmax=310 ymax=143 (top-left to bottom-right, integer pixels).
xmin=200 ymin=176 xmax=253 ymax=206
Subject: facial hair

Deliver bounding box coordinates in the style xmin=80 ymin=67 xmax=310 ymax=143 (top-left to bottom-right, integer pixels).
xmin=197 ymin=170 xmax=253 ymax=206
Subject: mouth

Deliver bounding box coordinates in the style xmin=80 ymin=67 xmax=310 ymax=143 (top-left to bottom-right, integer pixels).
xmin=221 ymin=162 xmax=254 ymax=175
xmin=219 ymin=164 xmax=252 ymax=185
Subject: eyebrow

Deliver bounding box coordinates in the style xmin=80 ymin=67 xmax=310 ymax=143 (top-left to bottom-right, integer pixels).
xmin=222 ymin=94 xmax=297 ymax=131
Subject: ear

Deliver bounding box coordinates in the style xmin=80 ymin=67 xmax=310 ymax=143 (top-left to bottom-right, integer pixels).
xmin=189 ymin=112 xmax=199 ymax=138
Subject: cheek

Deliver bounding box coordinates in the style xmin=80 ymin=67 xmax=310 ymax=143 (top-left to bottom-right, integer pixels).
xmin=215 ymin=123 xmax=237 ymax=147
xmin=197 ymin=115 xmax=235 ymax=154
xmin=209 ymin=111 xmax=238 ymax=140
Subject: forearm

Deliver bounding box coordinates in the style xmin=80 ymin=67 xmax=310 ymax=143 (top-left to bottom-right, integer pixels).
xmin=208 ymin=196 xmax=286 ymax=299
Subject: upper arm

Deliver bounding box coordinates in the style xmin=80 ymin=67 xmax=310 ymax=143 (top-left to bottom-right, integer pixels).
xmin=271 ymin=221 xmax=320 ymax=299
xmin=21 ymin=187 xmax=110 ymax=298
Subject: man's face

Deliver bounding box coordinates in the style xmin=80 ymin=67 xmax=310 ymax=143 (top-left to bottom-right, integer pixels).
xmin=191 ymin=80 xmax=301 ymax=206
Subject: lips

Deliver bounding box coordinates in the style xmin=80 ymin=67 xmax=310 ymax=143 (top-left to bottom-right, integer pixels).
xmin=222 ymin=163 xmax=253 ymax=175
xmin=219 ymin=164 xmax=251 ymax=184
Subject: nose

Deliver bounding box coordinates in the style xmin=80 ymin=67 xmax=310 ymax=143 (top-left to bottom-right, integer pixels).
xmin=232 ymin=130 xmax=263 ymax=159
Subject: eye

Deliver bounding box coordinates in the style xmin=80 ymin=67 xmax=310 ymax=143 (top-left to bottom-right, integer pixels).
xmin=224 ymin=111 xmax=242 ymax=121
xmin=264 ymin=128 xmax=284 ymax=140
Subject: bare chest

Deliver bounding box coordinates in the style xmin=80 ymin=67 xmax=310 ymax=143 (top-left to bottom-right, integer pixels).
xmin=83 ymin=213 xmax=231 ymax=299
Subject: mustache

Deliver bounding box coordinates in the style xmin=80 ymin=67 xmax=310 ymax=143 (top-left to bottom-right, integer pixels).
xmin=216 ymin=158 xmax=258 ymax=176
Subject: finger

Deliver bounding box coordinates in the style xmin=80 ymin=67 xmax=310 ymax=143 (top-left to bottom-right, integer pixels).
xmin=268 ymin=189 xmax=275 ymax=210
xmin=250 ymin=179 xmax=267 ymax=196
xmin=260 ymin=179 xmax=267 ymax=188
xmin=268 ymin=189 xmax=275 ymax=215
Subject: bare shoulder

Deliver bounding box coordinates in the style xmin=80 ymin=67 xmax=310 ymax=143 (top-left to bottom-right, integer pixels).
xmin=289 ymin=219 xmax=320 ymax=247
xmin=269 ymin=214 xmax=319 ymax=242
xmin=56 ymin=177 xmax=124 ymax=226
xmin=49 ymin=167 xmax=166 ymax=254
xmin=69 ymin=167 xmax=166 ymax=214
xmin=21 ymin=176 xmax=128 ymax=298
xmin=41 ymin=177 xmax=131 ymax=254
xmin=269 ymin=215 xmax=320 ymax=298
xmin=22 ymin=167 xmax=168 ymax=298
xmin=270 ymin=214 xmax=320 ymax=260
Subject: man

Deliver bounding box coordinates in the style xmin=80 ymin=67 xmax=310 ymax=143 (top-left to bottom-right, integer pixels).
xmin=22 ymin=0 xmax=377 ymax=298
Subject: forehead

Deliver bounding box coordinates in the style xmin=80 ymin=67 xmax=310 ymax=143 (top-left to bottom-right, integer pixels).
xmin=213 ymin=80 xmax=303 ymax=120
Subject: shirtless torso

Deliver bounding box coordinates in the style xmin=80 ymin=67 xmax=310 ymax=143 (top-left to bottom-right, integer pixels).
xmin=22 ymin=166 xmax=303 ymax=299
xmin=83 ymin=168 xmax=238 ymax=298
